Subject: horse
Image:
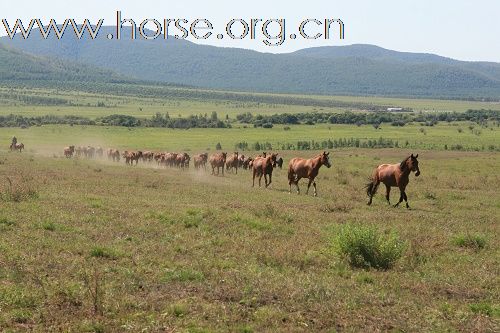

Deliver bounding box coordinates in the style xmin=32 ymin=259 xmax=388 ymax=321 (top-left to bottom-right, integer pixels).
xmin=142 ymin=151 xmax=154 ymax=163
xmin=193 ymin=153 xmax=208 ymax=170
xmin=10 ymin=143 xmax=24 ymax=152
xmin=238 ymin=154 xmax=246 ymax=168
xmin=243 ymin=157 xmax=253 ymax=170
xmin=96 ymin=147 xmax=104 ymax=158
xmin=366 ymin=154 xmax=420 ymax=209
xmin=252 ymin=153 xmax=278 ymax=187
xmin=64 ymin=145 xmax=75 ymax=158
xmin=123 ymin=151 xmax=142 ymax=165
xmin=209 ymin=152 xmax=227 ymax=175
xmin=165 ymin=153 xmax=178 ymax=167
xmin=176 ymin=153 xmax=190 ymax=169
xmin=276 ymin=157 xmax=284 ymax=169
xmin=225 ymin=152 xmax=239 ymax=174
xmin=288 ymin=151 xmax=332 ymax=196
xmin=107 ymin=149 xmax=120 ymax=162
xmin=85 ymin=146 xmax=95 ymax=159
xmin=75 ymin=146 xmax=83 ymax=157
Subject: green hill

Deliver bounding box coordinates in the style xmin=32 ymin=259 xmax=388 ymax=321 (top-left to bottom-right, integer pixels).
xmin=0 ymin=43 xmax=133 ymax=86
xmin=2 ymin=27 xmax=500 ymax=98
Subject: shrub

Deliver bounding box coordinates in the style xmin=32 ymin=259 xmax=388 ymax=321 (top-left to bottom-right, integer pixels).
xmin=163 ymin=269 xmax=204 ymax=282
xmin=452 ymin=234 xmax=486 ymax=250
xmin=469 ymin=302 xmax=499 ymax=317
xmin=334 ymin=224 xmax=407 ymax=269
xmin=90 ymin=246 xmax=118 ymax=259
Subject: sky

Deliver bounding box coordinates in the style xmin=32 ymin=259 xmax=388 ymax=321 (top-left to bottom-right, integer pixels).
xmin=1 ymin=0 xmax=499 ymax=62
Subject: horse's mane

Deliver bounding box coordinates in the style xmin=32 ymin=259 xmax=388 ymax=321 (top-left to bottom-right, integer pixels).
xmin=399 ymin=156 xmax=410 ymax=170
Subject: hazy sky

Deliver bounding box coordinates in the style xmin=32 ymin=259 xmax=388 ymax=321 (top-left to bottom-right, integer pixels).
xmin=1 ymin=0 xmax=498 ymax=62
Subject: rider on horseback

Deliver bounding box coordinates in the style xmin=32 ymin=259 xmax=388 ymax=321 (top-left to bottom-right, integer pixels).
xmin=10 ymin=136 xmax=17 ymax=149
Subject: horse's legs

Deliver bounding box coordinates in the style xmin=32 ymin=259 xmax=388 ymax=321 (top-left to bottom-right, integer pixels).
xmin=367 ymin=181 xmax=380 ymax=205
xmin=252 ymin=170 xmax=256 ymax=187
xmin=385 ymin=185 xmax=391 ymax=205
xmin=266 ymin=173 xmax=272 ymax=188
xmin=306 ymin=178 xmax=313 ymax=195
xmin=258 ymin=174 xmax=263 ymax=187
xmin=313 ymin=180 xmax=318 ymax=197
xmin=403 ymin=191 xmax=410 ymax=209
xmin=394 ymin=189 xmax=404 ymax=207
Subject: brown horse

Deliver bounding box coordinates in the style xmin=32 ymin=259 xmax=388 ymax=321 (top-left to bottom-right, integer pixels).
xmin=288 ymin=151 xmax=332 ymax=196
xmin=252 ymin=153 xmax=278 ymax=187
xmin=96 ymin=147 xmax=104 ymax=158
xmin=366 ymin=154 xmax=420 ymax=209
xmin=107 ymin=149 xmax=120 ymax=162
xmin=10 ymin=143 xmax=24 ymax=152
xmin=175 ymin=153 xmax=190 ymax=169
xmin=209 ymin=152 xmax=227 ymax=175
xmin=225 ymin=152 xmax=239 ymax=174
xmin=123 ymin=151 xmax=142 ymax=165
xmin=193 ymin=153 xmax=208 ymax=170
xmin=63 ymin=145 xmax=75 ymax=158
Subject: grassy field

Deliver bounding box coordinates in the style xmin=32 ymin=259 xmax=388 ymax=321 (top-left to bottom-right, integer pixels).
xmin=0 ymin=148 xmax=498 ymax=332
xmin=1 ymin=121 xmax=498 ymax=154
xmin=2 ymin=87 xmax=500 ymax=119
xmin=1 ymin=89 xmax=499 ymax=332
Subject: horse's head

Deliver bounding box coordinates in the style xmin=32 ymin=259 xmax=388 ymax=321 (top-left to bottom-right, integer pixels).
xmin=222 ymin=152 xmax=227 ymax=161
xmin=262 ymin=152 xmax=267 ymax=158
xmin=270 ymin=153 xmax=278 ymax=167
xmin=321 ymin=151 xmax=332 ymax=168
xmin=401 ymin=154 xmax=420 ymax=176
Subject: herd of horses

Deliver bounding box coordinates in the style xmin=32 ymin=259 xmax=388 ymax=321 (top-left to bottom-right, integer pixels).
xmin=61 ymin=144 xmax=421 ymax=208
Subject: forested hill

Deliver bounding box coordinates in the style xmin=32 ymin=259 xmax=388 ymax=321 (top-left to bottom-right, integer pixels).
xmin=2 ymin=27 xmax=500 ymax=99
xmin=0 ymin=43 xmax=132 ymax=85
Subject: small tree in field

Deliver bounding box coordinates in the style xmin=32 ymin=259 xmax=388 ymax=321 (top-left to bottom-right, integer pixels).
xmin=215 ymin=143 xmax=222 ymax=150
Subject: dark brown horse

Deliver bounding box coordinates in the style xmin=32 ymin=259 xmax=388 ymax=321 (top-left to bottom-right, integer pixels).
xmin=252 ymin=153 xmax=278 ymax=187
xmin=288 ymin=151 xmax=331 ymax=196
xmin=366 ymin=154 xmax=420 ymax=208
xmin=209 ymin=152 xmax=227 ymax=175
xmin=276 ymin=157 xmax=284 ymax=169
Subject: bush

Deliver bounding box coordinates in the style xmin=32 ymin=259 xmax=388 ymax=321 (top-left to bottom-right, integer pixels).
xmin=452 ymin=234 xmax=486 ymax=250
xmin=334 ymin=224 xmax=406 ymax=269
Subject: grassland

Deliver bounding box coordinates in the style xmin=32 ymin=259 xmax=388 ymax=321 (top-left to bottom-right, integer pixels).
xmin=0 ymin=88 xmax=499 ymax=332
xmin=0 ymin=148 xmax=498 ymax=332
xmin=2 ymin=86 xmax=500 ymax=119
xmin=1 ymin=121 xmax=498 ymax=154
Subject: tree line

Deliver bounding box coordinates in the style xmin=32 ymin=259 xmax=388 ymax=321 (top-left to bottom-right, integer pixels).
xmin=1 ymin=109 xmax=498 ymax=129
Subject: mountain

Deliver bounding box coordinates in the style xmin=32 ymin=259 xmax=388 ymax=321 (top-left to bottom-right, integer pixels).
xmin=0 ymin=43 xmax=132 ymax=86
xmin=1 ymin=27 xmax=500 ymax=98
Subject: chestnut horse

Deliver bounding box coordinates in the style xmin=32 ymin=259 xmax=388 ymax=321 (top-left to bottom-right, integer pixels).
xmin=225 ymin=152 xmax=239 ymax=174
xmin=209 ymin=152 xmax=227 ymax=175
xmin=366 ymin=154 xmax=420 ymax=208
xmin=63 ymin=145 xmax=75 ymax=158
xmin=193 ymin=153 xmax=208 ymax=170
xmin=288 ymin=151 xmax=331 ymax=196
xmin=252 ymin=153 xmax=278 ymax=187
